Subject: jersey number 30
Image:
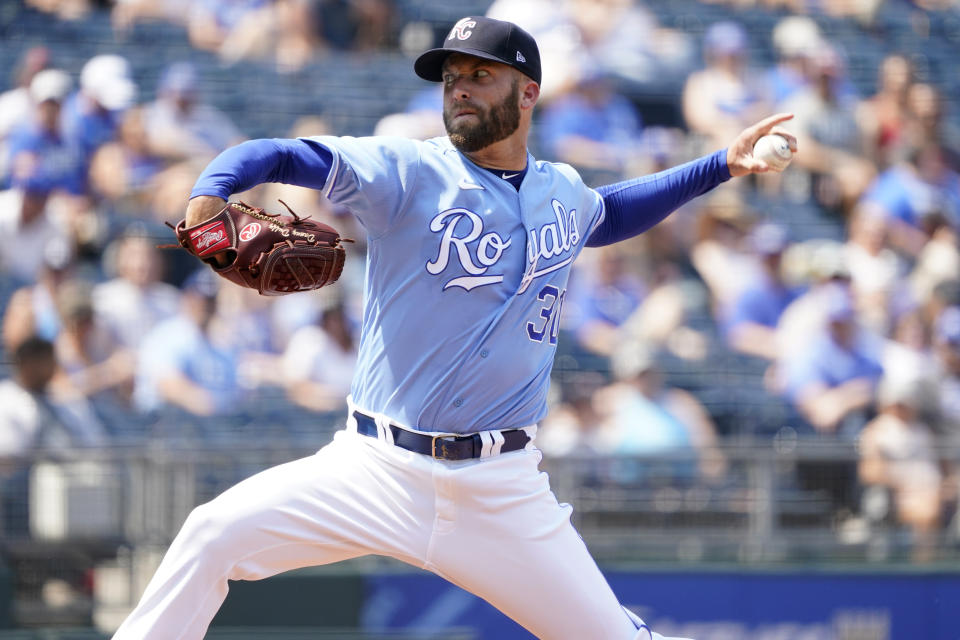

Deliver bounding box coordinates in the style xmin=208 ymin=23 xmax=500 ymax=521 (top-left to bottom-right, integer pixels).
xmin=526 ymin=284 xmax=565 ymax=345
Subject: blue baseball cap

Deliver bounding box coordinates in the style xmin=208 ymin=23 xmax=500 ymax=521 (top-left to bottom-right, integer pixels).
xmin=415 ymin=16 xmax=541 ymax=85
xmin=705 ymin=21 xmax=747 ymax=56
xmin=750 ymin=222 xmax=790 ymax=255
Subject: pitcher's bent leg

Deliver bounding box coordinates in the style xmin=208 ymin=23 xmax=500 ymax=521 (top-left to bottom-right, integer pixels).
xmin=113 ymin=433 xmax=429 ymax=640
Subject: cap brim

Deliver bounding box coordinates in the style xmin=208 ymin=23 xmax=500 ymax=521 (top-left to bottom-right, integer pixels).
xmin=414 ymin=47 xmax=511 ymax=82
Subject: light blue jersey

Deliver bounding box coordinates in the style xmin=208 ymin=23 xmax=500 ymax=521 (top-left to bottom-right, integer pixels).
xmin=312 ymin=135 xmax=603 ymax=433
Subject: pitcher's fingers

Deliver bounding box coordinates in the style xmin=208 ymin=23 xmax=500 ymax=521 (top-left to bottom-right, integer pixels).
xmin=768 ymin=127 xmax=798 ymax=152
xmin=749 ymin=113 xmax=794 ymax=138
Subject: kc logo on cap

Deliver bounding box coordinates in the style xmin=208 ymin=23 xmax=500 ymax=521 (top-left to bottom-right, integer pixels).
xmin=415 ymin=15 xmax=542 ymax=86
xmin=449 ymin=18 xmax=476 ymax=41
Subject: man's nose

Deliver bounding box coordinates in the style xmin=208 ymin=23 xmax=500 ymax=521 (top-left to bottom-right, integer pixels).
xmin=446 ymin=77 xmax=470 ymax=100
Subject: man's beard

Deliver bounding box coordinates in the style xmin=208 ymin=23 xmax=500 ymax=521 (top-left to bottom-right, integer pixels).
xmin=444 ymin=80 xmax=521 ymax=153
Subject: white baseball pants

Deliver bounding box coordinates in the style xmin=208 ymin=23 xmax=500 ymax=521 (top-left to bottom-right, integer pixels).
xmin=113 ymin=423 xmax=669 ymax=639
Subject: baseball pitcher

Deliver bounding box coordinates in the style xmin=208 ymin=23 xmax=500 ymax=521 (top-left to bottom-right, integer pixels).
xmin=114 ymin=16 xmax=796 ymax=640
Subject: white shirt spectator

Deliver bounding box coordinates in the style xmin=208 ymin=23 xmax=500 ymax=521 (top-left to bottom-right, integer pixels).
xmin=93 ymin=278 xmax=180 ymax=349
xmin=0 ymin=189 xmax=70 ymax=284
xmin=282 ymin=324 xmax=356 ymax=398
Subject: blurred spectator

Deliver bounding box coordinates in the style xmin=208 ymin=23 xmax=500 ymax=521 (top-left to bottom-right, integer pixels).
xmin=133 ymin=270 xmax=241 ymax=417
xmin=61 ymin=54 xmax=137 ymax=165
xmin=559 ymin=0 xmax=693 ymax=85
xmin=781 ymin=43 xmax=874 ymax=215
xmin=0 ymin=155 xmax=74 ymax=287
xmin=143 ymin=62 xmax=244 ymax=162
xmin=187 ymin=0 xmax=272 ymax=53
xmin=112 ymin=0 xmax=193 ymax=32
xmin=281 ymin=292 xmax=357 ymax=414
xmin=374 ymin=86 xmax=446 ymax=140
xmin=537 ymin=69 xmax=644 ymax=176
xmin=0 ymin=336 xmax=106 ymax=456
xmin=859 ymin=376 xmax=947 ymax=562
xmin=311 ymin=0 xmax=397 ymax=52
xmin=92 ymin=232 xmax=180 ymax=350
xmin=856 ymin=54 xmax=914 ymax=169
xmin=861 ymin=142 xmax=960 ymax=256
xmin=909 ymin=223 xmax=960 ymax=313
xmin=1 ymin=241 xmax=74 ymax=353
xmin=6 ymin=68 xmax=86 ymax=198
xmin=564 ymin=244 xmax=646 ymax=357
xmin=188 ymin=0 xmax=325 ymax=73
xmin=0 ymin=46 xmax=50 ymax=182
xmin=722 ymin=222 xmax=801 ymax=361
xmin=878 ymin=306 xmax=942 ymax=438
xmin=485 ymin=0 xmax=584 ymax=101
xmin=538 ymin=371 xmax=607 ymax=458
xmin=843 ymin=202 xmax=908 ymax=334
xmin=779 ymin=284 xmax=884 ymax=437
xmin=690 ymin=187 xmax=760 ymax=315
xmin=764 ymin=16 xmax=820 ymax=105
xmin=901 ymin=83 xmax=960 ymax=172
xmin=216 ymin=284 xmax=287 ymax=391
xmin=53 ymin=279 xmax=135 ymax=405
xmin=487 ymin=0 xmax=693 ymax=102
xmin=25 ymin=0 xmax=94 ymax=21
xmin=933 ymin=307 xmax=960 ymax=434
xmin=776 ymin=240 xmax=853 ymax=363
xmin=593 ymin=340 xmax=726 ymax=481
xmin=88 ymin=106 xmax=166 ymax=208
xmin=683 ymin=21 xmax=769 ymax=152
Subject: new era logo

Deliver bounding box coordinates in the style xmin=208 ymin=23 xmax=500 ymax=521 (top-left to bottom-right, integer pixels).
xmin=516 ymin=51 xmax=526 ymax=63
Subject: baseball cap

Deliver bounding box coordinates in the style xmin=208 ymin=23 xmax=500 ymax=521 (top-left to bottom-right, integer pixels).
xmin=414 ymin=16 xmax=541 ymax=85
xmin=182 ymin=268 xmax=220 ymax=299
xmin=750 ymin=222 xmax=790 ymax=256
xmin=29 ymin=69 xmax=72 ymax=104
xmin=159 ymin=62 xmax=198 ymax=97
xmin=611 ymin=340 xmax=658 ymax=381
xmin=704 ymin=21 xmax=747 ymax=57
xmin=81 ymin=54 xmax=136 ymax=111
xmin=823 ymin=284 xmax=855 ymax=322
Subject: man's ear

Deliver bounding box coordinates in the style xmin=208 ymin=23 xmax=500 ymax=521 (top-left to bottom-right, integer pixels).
xmin=520 ymin=80 xmax=540 ymax=110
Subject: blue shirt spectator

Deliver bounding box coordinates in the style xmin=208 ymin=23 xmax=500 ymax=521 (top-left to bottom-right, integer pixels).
xmin=564 ymin=246 xmax=646 ymax=357
xmin=862 ymin=147 xmax=960 ymax=230
xmin=780 ymin=285 xmax=884 ymax=436
xmin=6 ymin=123 xmax=86 ymax=196
xmin=61 ymin=55 xmax=137 ymax=165
xmin=6 ymin=68 xmax=85 ymax=196
xmin=134 ymin=272 xmax=240 ymax=417
xmin=538 ymin=71 xmax=643 ymax=173
xmin=723 ymin=223 xmax=802 ymax=360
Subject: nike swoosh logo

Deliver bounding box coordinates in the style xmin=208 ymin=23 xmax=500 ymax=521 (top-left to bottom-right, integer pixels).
xmin=501 ymin=172 xmax=519 ymax=180
xmin=458 ymin=178 xmax=485 ymax=190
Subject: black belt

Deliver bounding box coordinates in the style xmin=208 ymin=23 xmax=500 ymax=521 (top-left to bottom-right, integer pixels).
xmin=352 ymin=411 xmax=530 ymax=461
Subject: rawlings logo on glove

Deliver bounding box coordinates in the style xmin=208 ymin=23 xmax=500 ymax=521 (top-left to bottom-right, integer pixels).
xmin=168 ymin=201 xmax=351 ymax=296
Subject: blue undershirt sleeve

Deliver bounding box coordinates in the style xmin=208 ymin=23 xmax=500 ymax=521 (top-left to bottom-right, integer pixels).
xmin=587 ymin=149 xmax=732 ymax=247
xmin=189 ymin=137 xmax=334 ymax=200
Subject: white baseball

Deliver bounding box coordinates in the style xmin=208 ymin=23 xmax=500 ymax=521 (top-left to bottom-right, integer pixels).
xmin=753 ymin=134 xmax=793 ymax=171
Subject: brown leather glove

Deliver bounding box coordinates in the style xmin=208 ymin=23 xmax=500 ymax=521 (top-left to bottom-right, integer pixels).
xmin=170 ymin=200 xmax=350 ymax=296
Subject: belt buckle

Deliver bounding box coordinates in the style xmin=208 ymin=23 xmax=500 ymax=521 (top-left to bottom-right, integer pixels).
xmin=431 ymin=434 xmax=463 ymax=460
xmin=431 ymin=434 xmax=445 ymax=460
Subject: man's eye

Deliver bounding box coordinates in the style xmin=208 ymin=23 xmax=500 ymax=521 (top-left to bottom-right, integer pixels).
xmin=475 ymin=69 xmax=489 ymax=78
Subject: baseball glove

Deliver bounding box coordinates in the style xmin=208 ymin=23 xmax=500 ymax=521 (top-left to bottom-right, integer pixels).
xmin=169 ymin=200 xmax=350 ymax=296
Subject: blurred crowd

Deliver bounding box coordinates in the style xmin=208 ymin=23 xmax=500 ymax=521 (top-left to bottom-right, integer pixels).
xmin=2 ymin=0 xmax=960 ymax=558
